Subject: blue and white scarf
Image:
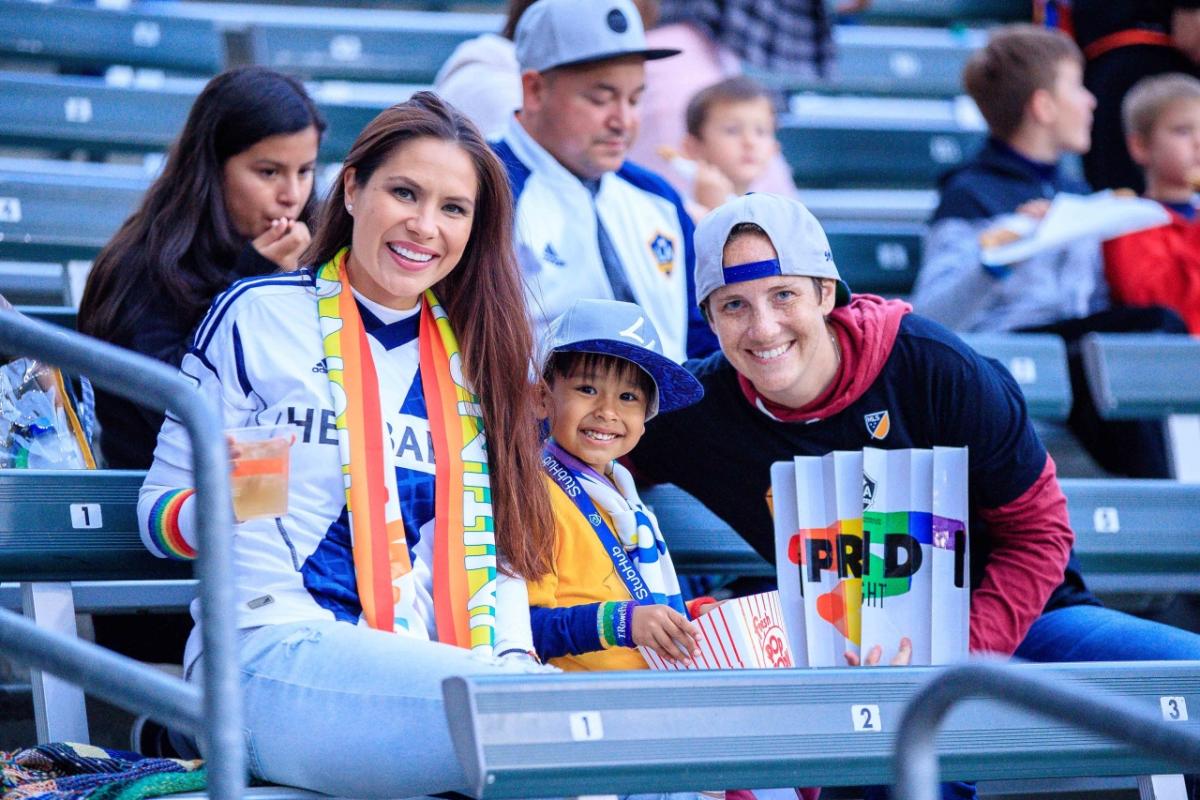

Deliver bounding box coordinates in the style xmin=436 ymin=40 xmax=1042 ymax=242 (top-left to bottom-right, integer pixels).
xmin=546 ymin=440 xmax=686 ymax=613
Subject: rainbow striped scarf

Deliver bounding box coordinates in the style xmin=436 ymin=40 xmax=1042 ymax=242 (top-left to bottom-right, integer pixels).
xmin=314 ymin=248 xmax=497 ymax=653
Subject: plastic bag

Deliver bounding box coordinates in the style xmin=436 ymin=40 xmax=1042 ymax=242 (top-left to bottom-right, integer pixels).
xmin=0 ymin=358 xmax=97 ymax=469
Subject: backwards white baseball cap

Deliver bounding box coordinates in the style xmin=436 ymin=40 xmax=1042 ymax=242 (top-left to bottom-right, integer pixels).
xmin=693 ymin=193 xmax=851 ymax=308
xmin=515 ymin=0 xmax=680 ymax=74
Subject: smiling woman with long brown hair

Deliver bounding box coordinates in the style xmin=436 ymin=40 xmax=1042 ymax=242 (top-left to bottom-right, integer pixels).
xmin=137 ymin=92 xmax=555 ymax=797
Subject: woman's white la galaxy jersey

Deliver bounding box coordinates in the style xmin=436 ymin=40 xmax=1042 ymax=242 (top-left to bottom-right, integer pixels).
xmin=138 ymin=270 xmax=533 ymax=669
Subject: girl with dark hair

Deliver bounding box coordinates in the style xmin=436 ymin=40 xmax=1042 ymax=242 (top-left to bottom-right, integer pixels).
xmin=137 ymin=92 xmax=556 ymax=797
xmin=78 ymin=66 xmax=325 ymax=468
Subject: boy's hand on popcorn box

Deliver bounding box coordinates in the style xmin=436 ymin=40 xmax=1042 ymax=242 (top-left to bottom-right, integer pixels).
xmin=633 ymin=605 xmax=700 ymax=663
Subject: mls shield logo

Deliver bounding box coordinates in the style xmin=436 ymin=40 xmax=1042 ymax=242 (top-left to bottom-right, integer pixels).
xmin=649 ymin=232 xmax=675 ymax=274
xmin=864 ymin=410 xmax=890 ymax=440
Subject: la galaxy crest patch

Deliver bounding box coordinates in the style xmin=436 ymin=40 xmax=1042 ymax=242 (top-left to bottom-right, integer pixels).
xmin=864 ymin=410 xmax=890 ymax=440
xmin=542 ymin=242 xmax=566 ymax=268
xmin=649 ymin=231 xmax=675 ymax=275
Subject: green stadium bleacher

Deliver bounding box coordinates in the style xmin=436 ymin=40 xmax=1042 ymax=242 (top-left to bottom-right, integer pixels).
xmin=0 ymin=72 xmax=387 ymax=162
xmin=0 ymin=471 xmax=190 ymax=586
xmin=1081 ymin=333 xmax=1200 ymax=420
xmin=781 ymin=96 xmax=986 ymax=188
xmin=0 ymin=0 xmax=224 ymax=76
xmin=825 ymin=221 xmax=923 ymax=297
xmin=247 ymin=11 xmax=496 ymax=82
xmin=443 ymin=660 xmax=1200 ymax=798
xmin=0 ymin=72 xmax=192 ymax=154
xmin=964 ymin=332 xmax=1072 ymax=420
xmin=779 ymin=25 xmax=984 ymax=98
xmin=858 ymin=0 xmax=1031 ymax=25
xmin=1067 ymin=480 xmax=1200 ymax=596
xmin=0 ymin=158 xmax=147 ymax=265
xmin=0 ymin=262 xmax=68 ymax=307
xmin=801 ymin=188 xmax=936 ymax=224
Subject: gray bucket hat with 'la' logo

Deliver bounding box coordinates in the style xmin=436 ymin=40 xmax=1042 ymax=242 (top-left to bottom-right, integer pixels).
xmin=543 ymin=299 xmax=703 ymax=420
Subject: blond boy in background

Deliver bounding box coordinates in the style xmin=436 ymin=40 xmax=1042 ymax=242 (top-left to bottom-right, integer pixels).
xmin=1104 ymin=73 xmax=1200 ymax=333
xmin=663 ymin=76 xmax=784 ymax=218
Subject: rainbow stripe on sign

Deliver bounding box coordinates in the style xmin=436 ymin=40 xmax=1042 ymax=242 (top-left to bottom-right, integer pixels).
xmin=148 ymin=488 xmax=197 ymax=560
xmin=793 ymin=518 xmax=863 ymax=644
xmin=862 ymin=510 xmax=933 ymax=605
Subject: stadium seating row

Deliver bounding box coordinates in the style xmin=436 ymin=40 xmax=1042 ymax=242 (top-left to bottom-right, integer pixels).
xmin=4 ymin=469 xmax=1189 ymax=602
xmin=0 ymin=71 xmax=985 ymax=189
xmin=0 ymin=0 xmax=996 ymax=96
xmin=444 ymin=660 xmax=1200 ymax=798
xmin=144 ymin=0 xmax=1028 ymax=25
xmin=0 ymin=72 xmax=381 ymax=162
xmin=0 ymin=160 xmax=930 ymax=304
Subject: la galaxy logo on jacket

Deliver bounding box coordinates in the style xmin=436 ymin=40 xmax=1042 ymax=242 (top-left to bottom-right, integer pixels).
xmin=542 ymin=242 xmax=566 ymax=268
xmin=864 ymin=410 xmax=890 ymax=440
xmin=648 ymin=231 xmax=675 ymax=275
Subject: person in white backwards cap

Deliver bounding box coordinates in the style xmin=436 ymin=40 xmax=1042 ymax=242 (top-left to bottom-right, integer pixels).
xmin=492 ymin=0 xmax=719 ymax=363
xmin=631 ymin=193 xmax=1200 ymax=730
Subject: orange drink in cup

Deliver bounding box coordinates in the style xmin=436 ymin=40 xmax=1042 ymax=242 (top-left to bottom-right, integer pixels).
xmin=226 ymin=426 xmax=293 ymax=521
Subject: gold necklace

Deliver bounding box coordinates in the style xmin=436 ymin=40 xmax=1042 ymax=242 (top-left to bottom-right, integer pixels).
xmin=829 ymin=328 xmax=841 ymax=370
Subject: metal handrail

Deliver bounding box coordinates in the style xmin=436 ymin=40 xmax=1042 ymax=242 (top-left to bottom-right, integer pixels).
xmin=0 ymin=310 xmax=242 ymax=800
xmin=894 ymin=661 xmax=1200 ymax=800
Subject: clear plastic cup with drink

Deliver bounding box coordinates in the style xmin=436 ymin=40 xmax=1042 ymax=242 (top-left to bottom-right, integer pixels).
xmin=226 ymin=425 xmax=293 ymax=522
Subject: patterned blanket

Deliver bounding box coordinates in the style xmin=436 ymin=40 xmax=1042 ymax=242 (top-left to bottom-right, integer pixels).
xmin=1 ymin=743 xmax=203 ymax=800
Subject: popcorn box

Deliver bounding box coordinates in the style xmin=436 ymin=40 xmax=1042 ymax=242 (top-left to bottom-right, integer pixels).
xmin=640 ymin=591 xmax=794 ymax=671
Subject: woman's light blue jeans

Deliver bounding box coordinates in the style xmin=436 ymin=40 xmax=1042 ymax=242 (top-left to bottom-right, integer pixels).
xmin=232 ymin=620 xmax=521 ymax=798
xmin=226 ymin=620 xmax=710 ymax=800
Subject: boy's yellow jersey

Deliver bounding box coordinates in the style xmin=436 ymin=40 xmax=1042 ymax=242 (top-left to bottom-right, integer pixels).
xmin=527 ymin=475 xmax=650 ymax=672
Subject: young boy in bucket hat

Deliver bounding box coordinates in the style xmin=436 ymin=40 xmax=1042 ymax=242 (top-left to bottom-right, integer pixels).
xmin=528 ymin=298 xmax=705 ymax=670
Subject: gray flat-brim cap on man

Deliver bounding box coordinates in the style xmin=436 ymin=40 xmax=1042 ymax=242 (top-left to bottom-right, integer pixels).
xmin=515 ymin=0 xmax=680 ymax=73
xmin=693 ymin=193 xmax=852 ymax=308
